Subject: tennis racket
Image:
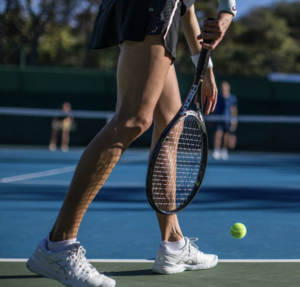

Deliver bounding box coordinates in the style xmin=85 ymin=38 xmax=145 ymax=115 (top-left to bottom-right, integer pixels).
xmin=146 ymin=39 xmax=212 ymax=215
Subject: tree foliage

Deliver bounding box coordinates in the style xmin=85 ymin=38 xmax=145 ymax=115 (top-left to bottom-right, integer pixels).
xmin=213 ymin=4 xmax=300 ymax=76
xmin=0 ymin=0 xmax=80 ymax=65
xmin=1 ymin=0 xmax=300 ymax=76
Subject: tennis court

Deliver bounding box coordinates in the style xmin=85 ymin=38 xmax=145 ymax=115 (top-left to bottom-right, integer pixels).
xmin=2 ymin=0 xmax=300 ymax=285
xmin=1 ymin=145 xmax=300 ymax=286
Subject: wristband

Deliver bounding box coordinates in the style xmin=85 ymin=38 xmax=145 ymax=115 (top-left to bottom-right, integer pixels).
xmin=191 ymin=54 xmax=213 ymax=68
xmin=218 ymin=0 xmax=237 ymax=17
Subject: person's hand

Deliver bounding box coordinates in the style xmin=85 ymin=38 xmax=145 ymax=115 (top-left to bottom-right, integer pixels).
xmin=199 ymin=68 xmax=218 ymax=115
xmin=198 ymin=12 xmax=233 ymax=50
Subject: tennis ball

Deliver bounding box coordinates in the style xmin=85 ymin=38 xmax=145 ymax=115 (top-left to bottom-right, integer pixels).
xmin=230 ymin=223 xmax=247 ymax=239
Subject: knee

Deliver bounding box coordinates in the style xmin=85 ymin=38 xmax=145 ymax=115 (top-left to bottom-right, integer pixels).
xmin=114 ymin=113 xmax=153 ymax=137
xmin=131 ymin=114 xmax=153 ymax=134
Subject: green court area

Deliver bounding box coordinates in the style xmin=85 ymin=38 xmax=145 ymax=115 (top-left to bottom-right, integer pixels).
xmin=1 ymin=261 xmax=300 ymax=287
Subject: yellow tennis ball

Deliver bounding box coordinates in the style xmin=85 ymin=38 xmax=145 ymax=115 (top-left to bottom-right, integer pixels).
xmin=230 ymin=223 xmax=247 ymax=239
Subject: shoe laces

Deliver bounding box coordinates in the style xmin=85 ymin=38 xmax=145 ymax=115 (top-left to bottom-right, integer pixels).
xmin=162 ymin=237 xmax=203 ymax=264
xmin=188 ymin=237 xmax=203 ymax=263
xmin=66 ymin=245 xmax=95 ymax=274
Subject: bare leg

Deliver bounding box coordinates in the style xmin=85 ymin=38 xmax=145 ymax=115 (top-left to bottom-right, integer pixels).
xmin=150 ymin=65 xmax=184 ymax=242
xmin=61 ymin=130 xmax=69 ymax=146
xmin=214 ymin=130 xmax=223 ymax=150
xmin=61 ymin=129 xmax=70 ymax=151
xmin=50 ymin=35 xmax=172 ymax=241
xmin=220 ymin=131 xmax=229 ymax=160
xmin=223 ymin=132 xmax=229 ymax=149
xmin=49 ymin=129 xmax=59 ymax=150
xmin=61 ymin=118 xmax=72 ymax=149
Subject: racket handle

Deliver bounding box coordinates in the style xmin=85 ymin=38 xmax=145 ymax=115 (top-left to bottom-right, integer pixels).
xmin=195 ymin=18 xmax=215 ymax=80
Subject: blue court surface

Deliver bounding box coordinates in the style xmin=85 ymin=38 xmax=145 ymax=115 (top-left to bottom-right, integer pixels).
xmin=0 ymin=147 xmax=300 ymax=261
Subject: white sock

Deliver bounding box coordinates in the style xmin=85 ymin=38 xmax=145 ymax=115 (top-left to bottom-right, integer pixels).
xmin=47 ymin=235 xmax=77 ymax=252
xmin=158 ymin=237 xmax=186 ymax=255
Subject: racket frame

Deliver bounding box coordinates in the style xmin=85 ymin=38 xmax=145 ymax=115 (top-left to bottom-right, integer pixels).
xmin=146 ymin=41 xmax=212 ymax=214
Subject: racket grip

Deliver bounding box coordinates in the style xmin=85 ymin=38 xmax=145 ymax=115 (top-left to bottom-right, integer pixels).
xmin=195 ymin=18 xmax=215 ymax=80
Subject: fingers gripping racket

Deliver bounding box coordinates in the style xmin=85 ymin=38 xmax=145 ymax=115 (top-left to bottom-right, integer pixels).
xmin=146 ymin=39 xmax=212 ymax=215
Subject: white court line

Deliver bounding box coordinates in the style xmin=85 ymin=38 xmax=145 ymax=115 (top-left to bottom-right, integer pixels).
xmin=0 ymin=166 xmax=76 ymax=183
xmin=0 ymin=154 xmax=148 ymax=184
xmin=89 ymin=259 xmax=300 ymax=263
xmin=218 ymin=259 xmax=300 ymax=263
xmin=1 ymin=259 xmax=300 ymax=263
xmin=7 ymin=180 xmax=72 ymax=186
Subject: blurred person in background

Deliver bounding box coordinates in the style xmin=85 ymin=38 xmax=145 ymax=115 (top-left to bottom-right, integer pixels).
xmin=49 ymin=102 xmax=74 ymax=152
xmin=212 ymin=81 xmax=238 ymax=160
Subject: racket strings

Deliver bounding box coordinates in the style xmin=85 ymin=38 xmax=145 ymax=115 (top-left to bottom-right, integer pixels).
xmin=152 ymin=115 xmax=203 ymax=211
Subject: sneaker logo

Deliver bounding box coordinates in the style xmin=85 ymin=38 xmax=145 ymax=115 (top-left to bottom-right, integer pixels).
xmin=164 ymin=254 xmax=194 ymax=265
xmin=41 ymin=253 xmax=68 ymax=278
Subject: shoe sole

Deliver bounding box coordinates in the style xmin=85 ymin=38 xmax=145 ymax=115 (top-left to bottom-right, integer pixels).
xmin=27 ymin=258 xmax=116 ymax=287
xmin=26 ymin=258 xmax=57 ymax=280
xmin=152 ymin=255 xmax=218 ymax=275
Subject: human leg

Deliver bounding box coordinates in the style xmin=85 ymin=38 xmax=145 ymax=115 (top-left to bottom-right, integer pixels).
xmin=221 ymin=131 xmax=230 ymax=160
xmin=150 ymin=65 xmax=218 ymax=274
xmin=212 ymin=128 xmax=223 ymax=160
xmin=61 ymin=130 xmax=70 ymax=152
xmin=223 ymin=131 xmax=230 ymax=149
xmin=50 ymin=36 xmax=172 ymax=242
xmin=27 ymin=35 xmax=172 ymax=287
xmin=150 ymin=65 xmax=183 ymax=242
xmin=61 ymin=118 xmax=72 ymax=151
xmin=49 ymin=127 xmax=59 ymax=151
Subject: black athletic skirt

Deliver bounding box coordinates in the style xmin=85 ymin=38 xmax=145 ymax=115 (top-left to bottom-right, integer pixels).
xmin=88 ymin=0 xmax=195 ymax=60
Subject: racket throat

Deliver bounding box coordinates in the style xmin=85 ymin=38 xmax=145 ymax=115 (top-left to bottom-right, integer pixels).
xmin=196 ymin=103 xmax=203 ymax=121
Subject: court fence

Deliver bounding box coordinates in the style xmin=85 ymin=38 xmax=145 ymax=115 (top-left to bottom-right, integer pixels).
xmin=1 ymin=107 xmax=299 ymax=152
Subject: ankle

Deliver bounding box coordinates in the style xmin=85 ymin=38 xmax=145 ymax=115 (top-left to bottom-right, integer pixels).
xmin=47 ymin=234 xmax=77 ymax=252
xmin=159 ymin=237 xmax=186 ymax=254
xmin=163 ymin=231 xmax=183 ymax=242
xmin=50 ymin=230 xmax=76 ymax=242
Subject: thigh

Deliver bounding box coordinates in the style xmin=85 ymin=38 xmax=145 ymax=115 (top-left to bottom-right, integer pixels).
xmin=115 ymin=35 xmax=172 ymax=125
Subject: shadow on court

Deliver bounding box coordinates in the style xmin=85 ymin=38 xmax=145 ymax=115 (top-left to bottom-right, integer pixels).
xmin=0 ymin=275 xmax=42 ymax=279
xmin=104 ymin=269 xmax=154 ymax=277
xmin=1 ymin=149 xmax=300 ymax=261
xmin=1 ymin=184 xmax=300 ymax=212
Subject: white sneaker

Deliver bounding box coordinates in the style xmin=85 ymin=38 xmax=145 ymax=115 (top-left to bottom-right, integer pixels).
xmin=212 ymin=150 xmax=221 ymax=160
xmin=221 ymin=149 xmax=229 ymax=160
xmin=61 ymin=145 xmax=69 ymax=152
xmin=27 ymin=239 xmax=116 ymax=287
xmin=49 ymin=143 xmax=57 ymax=151
xmin=152 ymin=237 xmax=218 ymax=274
